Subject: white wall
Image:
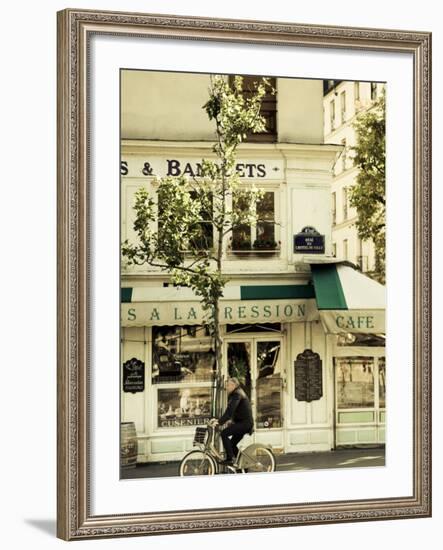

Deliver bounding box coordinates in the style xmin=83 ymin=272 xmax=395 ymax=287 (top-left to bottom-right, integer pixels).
xmin=122 ymin=70 xmax=216 ymax=140
xmin=277 ymin=78 xmax=324 ymax=143
xmin=2 ymin=1 xmax=440 ymax=550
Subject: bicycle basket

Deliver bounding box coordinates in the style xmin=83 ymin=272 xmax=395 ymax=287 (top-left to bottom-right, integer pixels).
xmin=193 ymin=426 xmax=208 ymax=446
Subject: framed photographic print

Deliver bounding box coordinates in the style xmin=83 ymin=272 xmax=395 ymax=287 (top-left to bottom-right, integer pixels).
xmin=57 ymin=8 xmax=431 ymax=540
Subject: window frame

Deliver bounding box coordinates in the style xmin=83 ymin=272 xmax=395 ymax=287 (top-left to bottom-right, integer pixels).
xmin=228 ymin=183 xmax=281 ymax=256
xmin=228 ymin=75 xmax=277 ymax=143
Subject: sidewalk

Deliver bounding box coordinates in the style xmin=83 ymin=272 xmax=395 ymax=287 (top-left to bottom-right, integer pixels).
xmin=121 ymin=446 xmax=385 ymax=479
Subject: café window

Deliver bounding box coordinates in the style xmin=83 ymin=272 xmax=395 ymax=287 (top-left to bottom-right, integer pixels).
xmin=230 ymin=75 xmax=277 ymax=143
xmin=336 ymin=358 xmax=375 ymax=409
xmin=378 ymin=357 xmax=386 ymax=408
xmin=152 ymin=325 xmax=215 ymax=384
xmin=157 ymin=387 xmax=213 ymax=428
xmin=230 ymin=190 xmax=279 ymax=253
xmin=337 ymin=333 xmax=385 ymax=347
xmin=335 ymin=356 xmax=386 ymax=429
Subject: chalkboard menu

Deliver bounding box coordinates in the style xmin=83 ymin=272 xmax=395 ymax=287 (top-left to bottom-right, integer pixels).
xmin=294 ymin=226 xmax=325 ymax=254
xmin=123 ymin=358 xmax=145 ymax=393
xmin=294 ymin=349 xmax=323 ymax=402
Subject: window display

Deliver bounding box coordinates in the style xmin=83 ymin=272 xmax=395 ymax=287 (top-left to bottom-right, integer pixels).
xmin=157 ymin=387 xmax=212 ymax=428
xmin=336 ymin=358 xmax=375 ymax=408
xmin=152 ymin=325 xmax=215 ymax=383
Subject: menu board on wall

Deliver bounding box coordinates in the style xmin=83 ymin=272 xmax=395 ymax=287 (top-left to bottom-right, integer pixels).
xmin=123 ymin=358 xmax=145 ymax=393
xmin=294 ymin=349 xmax=323 ymax=402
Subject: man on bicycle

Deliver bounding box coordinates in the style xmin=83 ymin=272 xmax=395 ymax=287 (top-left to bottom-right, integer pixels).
xmin=215 ymin=377 xmax=254 ymax=466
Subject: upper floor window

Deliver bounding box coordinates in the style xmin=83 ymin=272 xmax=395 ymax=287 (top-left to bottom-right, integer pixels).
xmin=158 ymin=189 xmax=214 ymax=253
xmin=189 ymin=191 xmax=213 ymax=250
xmin=371 ymin=82 xmax=377 ymax=100
xmin=230 ymin=76 xmax=277 ymax=143
xmin=342 ymin=187 xmax=348 ymax=220
xmin=341 ymin=138 xmax=347 ymax=172
xmin=230 ymin=190 xmax=279 ymax=254
xmin=340 ymin=91 xmax=346 ymax=124
xmin=354 ymin=81 xmax=360 ymax=102
xmin=332 ymin=192 xmax=337 ymax=226
xmin=343 ymin=238 xmax=349 ymax=260
xmin=330 ymin=99 xmax=336 ymax=131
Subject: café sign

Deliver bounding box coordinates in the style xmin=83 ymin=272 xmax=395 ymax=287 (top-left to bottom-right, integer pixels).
xmin=120 ymin=156 xmax=284 ymax=181
xmin=121 ymin=299 xmax=317 ymax=327
xmin=319 ymin=309 xmax=385 ymax=334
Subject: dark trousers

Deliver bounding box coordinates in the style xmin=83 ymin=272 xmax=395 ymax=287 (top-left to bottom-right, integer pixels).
xmin=221 ymin=422 xmax=252 ymax=461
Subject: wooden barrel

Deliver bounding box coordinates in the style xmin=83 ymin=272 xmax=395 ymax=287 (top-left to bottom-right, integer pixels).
xmin=121 ymin=422 xmax=138 ymax=469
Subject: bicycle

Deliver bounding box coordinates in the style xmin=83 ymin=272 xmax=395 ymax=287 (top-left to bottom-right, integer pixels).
xmin=178 ymin=420 xmax=276 ymax=476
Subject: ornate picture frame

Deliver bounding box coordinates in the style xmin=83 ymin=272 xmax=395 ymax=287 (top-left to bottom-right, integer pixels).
xmin=57 ymin=8 xmax=431 ymax=540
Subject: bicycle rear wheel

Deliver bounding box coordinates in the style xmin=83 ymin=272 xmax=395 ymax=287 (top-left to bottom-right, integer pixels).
xmin=240 ymin=446 xmax=275 ymax=473
xmin=179 ymin=450 xmax=217 ymax=476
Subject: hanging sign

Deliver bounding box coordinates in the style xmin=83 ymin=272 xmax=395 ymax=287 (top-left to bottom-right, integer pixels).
xmin=294 ymin=226 xmax=325 ymax=254
xmin=294 ymin=349 xmax=323 ymax=402
xmin=123 ymin=358 xmax=145 ymax=393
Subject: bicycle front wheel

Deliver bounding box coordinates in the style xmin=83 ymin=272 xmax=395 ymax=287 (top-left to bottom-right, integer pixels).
xmin=179 ymin=450 xmax=217 ymax=476
xmin=241 ymin=446 xmax=275 ymax=473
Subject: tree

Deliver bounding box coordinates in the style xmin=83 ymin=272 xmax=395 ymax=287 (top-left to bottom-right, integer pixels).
xmin=122 ymin=75 xmax=272 ymax=415
xmin=349 ymin=90 xmax=386 ymax=284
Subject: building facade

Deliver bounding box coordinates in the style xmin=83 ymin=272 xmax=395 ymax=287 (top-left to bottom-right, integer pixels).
xmin=121 ymin=71 xmax=386 ymax=463
xmin=323 ymin=80 xmax=385 ymax=274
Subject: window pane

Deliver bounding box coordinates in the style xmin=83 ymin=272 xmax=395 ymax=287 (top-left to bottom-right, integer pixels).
xmin=256 ymin=192 xmax=275 ymax=246
xmin=226 ymin=323 xmax=281 ymax=334
xmin=256 ymin=341 xmax=282 ymax=428
xmin=190 ymin=191 xmax=213 ymax=250
xmin=378 ymin=358 xmax=386 ymax=408
xmin=232 ymin=194 xmax=252 ymax=249
xmin=227 ymin=341 xmax=251 ymax=399
xmin=237 ymin=76 xmax=277 ymax=142
xmin=232 ymin=223 xmax=251 ymax=249
xmin=336 ymin=358 xmax=375 ymax=408
xmin=157 ymin=387 xmax=212 ymax=428
xmin=152 ymin=326 xmax=214 ymax=383
xmin=337 ymin=333 xmax=386 ymax=347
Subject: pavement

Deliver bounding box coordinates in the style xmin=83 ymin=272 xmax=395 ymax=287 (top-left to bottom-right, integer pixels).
xmin=121 ymin=446 xmax=385 ymax=479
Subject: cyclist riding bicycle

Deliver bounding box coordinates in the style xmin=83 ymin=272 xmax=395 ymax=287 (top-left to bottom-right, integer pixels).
xmin=213 ymin=377 xmax=254 ymax=466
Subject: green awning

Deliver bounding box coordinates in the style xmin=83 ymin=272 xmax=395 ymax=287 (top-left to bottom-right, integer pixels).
xmin=310 ymin=262 xmax=385 ymax=334
xmin=311 ymin=264 xmax=347 ymax=310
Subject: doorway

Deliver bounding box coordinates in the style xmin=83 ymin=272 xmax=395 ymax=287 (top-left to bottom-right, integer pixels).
xmin=224 ymin=335 xmax=284 ymax=434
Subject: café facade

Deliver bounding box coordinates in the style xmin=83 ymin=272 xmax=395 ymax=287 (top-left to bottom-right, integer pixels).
xmin=120 ymin=71 xmax=386 ymax=463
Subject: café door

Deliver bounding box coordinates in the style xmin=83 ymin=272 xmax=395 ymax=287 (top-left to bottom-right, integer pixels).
xmin=224 ymin=336 xmax=284 ymax=433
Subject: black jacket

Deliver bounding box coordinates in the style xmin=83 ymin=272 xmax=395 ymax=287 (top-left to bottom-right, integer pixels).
xmin=219 ymin=387 xmax=254 ymax=428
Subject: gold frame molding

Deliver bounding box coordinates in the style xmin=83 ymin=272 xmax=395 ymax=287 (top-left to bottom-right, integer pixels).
xmin=57 ymin=8 xmax=432 ymax=541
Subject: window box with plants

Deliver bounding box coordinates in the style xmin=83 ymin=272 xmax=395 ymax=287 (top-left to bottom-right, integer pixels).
xmin=228 ymin=237 xmax=280 ymax=255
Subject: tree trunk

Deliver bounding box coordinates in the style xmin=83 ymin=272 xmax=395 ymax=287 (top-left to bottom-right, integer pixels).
xmin=212 ymin=298 xmax=223 ymax=417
